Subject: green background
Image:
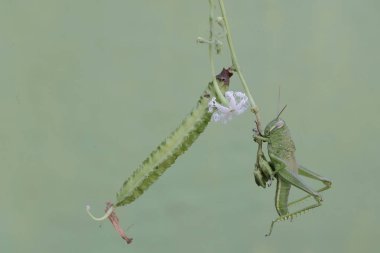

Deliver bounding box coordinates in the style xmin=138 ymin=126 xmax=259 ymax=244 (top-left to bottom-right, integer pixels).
xmin=1 ymin=0 xmax=379 ymax=252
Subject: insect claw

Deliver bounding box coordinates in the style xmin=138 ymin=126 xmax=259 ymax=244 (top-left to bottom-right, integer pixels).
xmin=266 ymin=178 xmax=272 ymax=187
xmin=314 ymin=194 xmax=323 ymax=203
xmin=265 ymin=220 xmax=276 ymax=237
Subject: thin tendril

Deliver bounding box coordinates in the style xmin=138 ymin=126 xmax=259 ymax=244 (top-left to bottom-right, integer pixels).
xmin=86 ymin=204 xmax=114 ymax=221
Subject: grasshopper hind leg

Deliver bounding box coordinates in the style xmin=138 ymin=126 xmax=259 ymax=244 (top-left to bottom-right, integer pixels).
xmin=288 ymin=165 xmax=332 ymax=207
xmin=265 ymin=161 xmax=324 ymax=237
xmin=265 ymin=200 xmax=321 ymax=237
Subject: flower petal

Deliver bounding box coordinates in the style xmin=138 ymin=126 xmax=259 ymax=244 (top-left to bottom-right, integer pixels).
xmin=208 ymin=91 xmax=249 ymax=123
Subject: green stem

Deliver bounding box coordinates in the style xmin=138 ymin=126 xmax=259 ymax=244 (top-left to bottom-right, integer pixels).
xmin=209 ymin=0 xmax=228 ymax=106
xmin=217 ymin=0 xmax=263 ymax=132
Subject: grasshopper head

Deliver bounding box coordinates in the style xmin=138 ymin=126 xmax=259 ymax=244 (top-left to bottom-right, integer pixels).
xmin=264 ymin=105 xmax=287 ymax=137
xmin=264 ymin=118 xmax=286 ymax=136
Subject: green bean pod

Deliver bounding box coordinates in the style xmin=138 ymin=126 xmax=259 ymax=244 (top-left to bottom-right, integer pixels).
xmin=115 ymin=69 xmax=232 ymax=207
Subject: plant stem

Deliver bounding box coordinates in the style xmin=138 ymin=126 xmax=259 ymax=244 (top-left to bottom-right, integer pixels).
xmin=209 ymin=0 xmax=228 ymax=106
xmin=217 ymin=0 xmax=263 ymax=133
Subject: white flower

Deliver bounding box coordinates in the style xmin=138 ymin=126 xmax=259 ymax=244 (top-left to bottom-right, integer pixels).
xmin=208 ymin=91 xmax=249 ymax=123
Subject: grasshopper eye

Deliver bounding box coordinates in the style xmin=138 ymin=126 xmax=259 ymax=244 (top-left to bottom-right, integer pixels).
xmin=275 ymin=120 xmax=284 ymax=129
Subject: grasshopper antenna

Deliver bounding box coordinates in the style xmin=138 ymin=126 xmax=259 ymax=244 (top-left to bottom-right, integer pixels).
xmin=277 ymin=86 xmax=281 ymax=115
xmin=276 ymin=105 xmax=287 ymax=120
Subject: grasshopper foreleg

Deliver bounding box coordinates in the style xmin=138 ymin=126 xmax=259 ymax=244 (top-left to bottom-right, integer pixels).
xmin=253 ymin=137 xmax=275 ymax=188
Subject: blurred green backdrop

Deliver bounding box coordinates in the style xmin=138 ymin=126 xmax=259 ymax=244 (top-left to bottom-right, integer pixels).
xmin=1 ymin=0 xmax=379 ymax=252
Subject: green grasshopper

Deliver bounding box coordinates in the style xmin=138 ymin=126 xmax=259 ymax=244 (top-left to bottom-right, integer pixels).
xmin=253 ymin=106 xmax=332 ymax=236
